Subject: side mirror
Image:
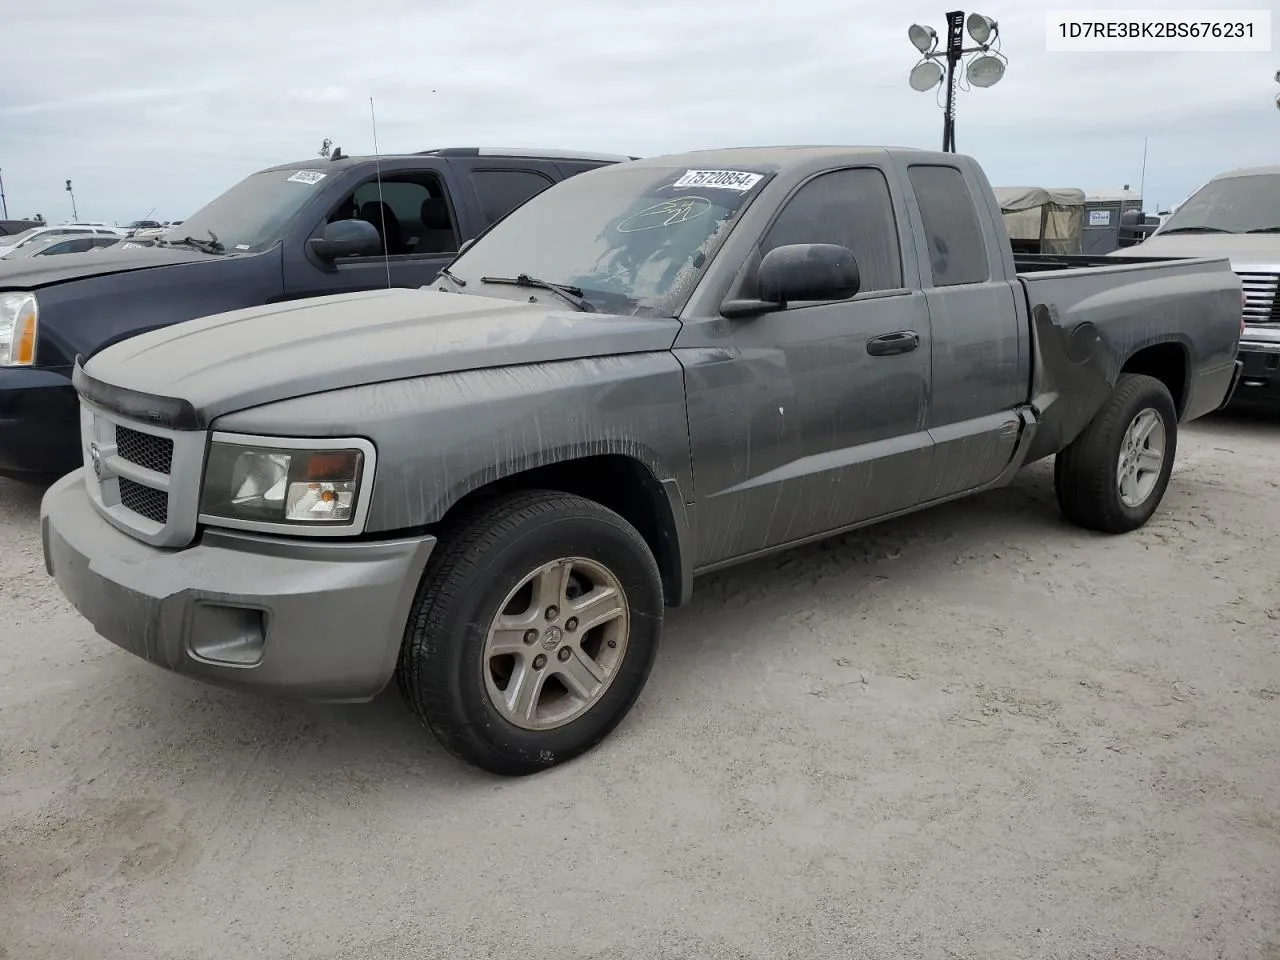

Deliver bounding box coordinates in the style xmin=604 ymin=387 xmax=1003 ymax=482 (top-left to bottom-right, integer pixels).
xmin=722 ymin=243 xmax=861 ymax=318
xmin=308 ymin=218 xmax=381 ymax=261
xmin=457 ymin=237 xmax=476 ymax=256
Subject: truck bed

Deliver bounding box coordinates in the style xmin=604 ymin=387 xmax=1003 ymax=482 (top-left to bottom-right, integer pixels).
xmin=1016 ymin=253 xmax=1242 ymax=464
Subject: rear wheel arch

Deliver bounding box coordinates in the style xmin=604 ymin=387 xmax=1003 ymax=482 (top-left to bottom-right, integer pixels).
xmin=1121 ymin=340 xmax=1190 ymax=419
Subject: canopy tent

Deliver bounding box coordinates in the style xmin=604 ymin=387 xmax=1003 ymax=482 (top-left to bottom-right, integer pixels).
xmin=993 ymin=186 xmax=1086 ymax=255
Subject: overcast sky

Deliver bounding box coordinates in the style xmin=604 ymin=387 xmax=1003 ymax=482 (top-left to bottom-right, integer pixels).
xmin=2 ymin=0 xmax=1274 ymax=224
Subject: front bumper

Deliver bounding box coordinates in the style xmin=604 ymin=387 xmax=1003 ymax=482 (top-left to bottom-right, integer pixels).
xmin=41 ymin=469 xmax=437 ymax=702
xmin=1229 ymin=341 xmax=1280 ymax=406
xmin=0 ymin=365 xmax=81 ymax=479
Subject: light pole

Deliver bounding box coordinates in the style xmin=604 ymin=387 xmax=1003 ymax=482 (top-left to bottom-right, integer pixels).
xmin=65 ymin=179 xmax=78 ymax=220
xmin=0 ymin=168 xmax=8 ymax=219
xmin=907 ymin=11 xmax=1008 ymax=152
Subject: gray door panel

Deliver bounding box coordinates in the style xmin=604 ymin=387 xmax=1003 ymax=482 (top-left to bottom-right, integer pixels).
xmin=905 ymin=163 xmax=1026 ymax=500
xmin=681 ymin=291 xmax=933 ymax=566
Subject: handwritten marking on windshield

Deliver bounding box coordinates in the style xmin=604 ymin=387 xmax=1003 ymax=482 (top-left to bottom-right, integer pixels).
xmin=616 ymin=197 xmax=713 ymax=233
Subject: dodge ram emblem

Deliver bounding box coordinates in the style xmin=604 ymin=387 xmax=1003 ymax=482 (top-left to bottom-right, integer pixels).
xmin=89 ymin=442 xmax=104 ymax=480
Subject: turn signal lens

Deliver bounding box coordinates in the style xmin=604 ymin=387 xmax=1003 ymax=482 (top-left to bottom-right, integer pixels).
xmin=0 ymin=292 xmax=38 ymax=366
xmin=13 ymin=311 xmax=36 ymax=365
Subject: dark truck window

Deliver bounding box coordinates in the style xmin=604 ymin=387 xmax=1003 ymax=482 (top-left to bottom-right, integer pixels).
xmin=472 ymin=170 xmax=555 ymax=224
xmin=761 ymin=167 xmax=903 ymax=292
xmin=907 ymin=165 xmax=990 ymax=286
xmin=329 ymin=174 xmax=459 ymax=257
xmin=56 ymin=237 xmax=96 ymax=254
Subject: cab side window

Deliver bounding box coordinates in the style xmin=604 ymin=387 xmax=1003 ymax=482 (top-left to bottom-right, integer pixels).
xmin=906 ymin=165 xmax=990 ymax=286
xmin=328 ymin=173 xmax=459 ymax=258
xmin=761 ymin=167 xmax=903 ymax=294
xmin=471 ymin=169 xmax=556 ymax=225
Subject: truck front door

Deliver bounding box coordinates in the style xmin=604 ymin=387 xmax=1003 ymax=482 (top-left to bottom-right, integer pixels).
xmin=284 ymin=163 xmax=465 ymax=297
xmin=682 ymin=165 xmax=935 ymax=566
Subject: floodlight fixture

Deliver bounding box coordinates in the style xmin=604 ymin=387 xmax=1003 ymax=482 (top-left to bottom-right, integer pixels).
xmin=910 ymin=60 xmax=945 ymax=91
xmin=966 ymin=54 xmax=1005 ymax=87
xmin=966 ymin=13 xmax=997 ymax=45
xmin=909 ymin=24 xmax=938 ymax=53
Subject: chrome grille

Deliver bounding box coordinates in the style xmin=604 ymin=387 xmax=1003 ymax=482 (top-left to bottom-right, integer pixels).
xmin=116 ymin=425 xmax=174 ymax=475
xmin=119 ymin=477 xmax=169 ymax=523
xmin=1237 ymin=271 xmax=1279 ymax=324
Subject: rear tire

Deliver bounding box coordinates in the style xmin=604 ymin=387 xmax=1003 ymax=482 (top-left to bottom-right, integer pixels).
xmin=1054 ymin=373 xmax=1178 ymax=534
xmin=397 ymin=490 xmax=664 ymax=776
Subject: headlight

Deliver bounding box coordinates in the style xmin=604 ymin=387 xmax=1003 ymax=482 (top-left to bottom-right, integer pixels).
xmin=0 ymin=292 xmax=38 ymax=366
xmin=198 ymin=434 xmax=376 ymax=534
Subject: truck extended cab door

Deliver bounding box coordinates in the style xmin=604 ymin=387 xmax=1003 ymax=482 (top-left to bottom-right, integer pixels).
xmin=679 ymin=165 xmax=934 ymax=566
xmin=901 ymin=162 xmax=1027 ymax=499
xmin=283 ymin=160 xmax=469 ymax=297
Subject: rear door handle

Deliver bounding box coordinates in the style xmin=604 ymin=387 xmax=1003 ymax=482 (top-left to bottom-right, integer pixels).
xmin=866 ymin=331 xmax=920 ymax=357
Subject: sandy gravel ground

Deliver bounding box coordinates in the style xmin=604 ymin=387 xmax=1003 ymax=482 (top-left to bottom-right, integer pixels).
xmin=2 ymin=412 xmax=1278 ymax=960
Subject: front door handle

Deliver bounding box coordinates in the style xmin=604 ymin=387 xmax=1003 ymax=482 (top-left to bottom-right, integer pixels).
xmin=866 ymin=330 xmax=920 ymax=357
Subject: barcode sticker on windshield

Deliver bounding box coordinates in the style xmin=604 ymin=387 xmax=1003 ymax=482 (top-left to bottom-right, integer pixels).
xmin=671 ymin=169 xmax=763 ymax=192
xmin=286 ymin=170 xmax=327 ymax=185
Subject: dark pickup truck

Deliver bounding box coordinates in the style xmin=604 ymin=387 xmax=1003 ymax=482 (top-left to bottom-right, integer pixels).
xmin=42 ymin=146 xmax=1242 ymax=776
xmin=0 ymin=147 xmax=628 ymax=480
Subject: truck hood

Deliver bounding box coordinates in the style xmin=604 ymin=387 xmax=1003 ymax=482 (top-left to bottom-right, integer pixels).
xmin=1109 ymin=233 xmax=1280 ymax=269
xmin=81 ymin=288 xmax=681 ymax=424
xmin=0 ymin=244 xmax=217 ymax=290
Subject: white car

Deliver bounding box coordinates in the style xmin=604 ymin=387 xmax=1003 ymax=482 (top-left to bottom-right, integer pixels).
xmin=0 ymin=224 xmax=123 ymax=258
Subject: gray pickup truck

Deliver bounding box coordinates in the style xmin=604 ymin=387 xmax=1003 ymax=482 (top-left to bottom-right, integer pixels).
xmin=41 ymin=147 xmax=1242 ymax=776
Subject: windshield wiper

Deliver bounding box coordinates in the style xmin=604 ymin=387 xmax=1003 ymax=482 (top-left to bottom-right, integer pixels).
xmin=1245 ymin=227 xmax=1280 ymax=234
xmin=1158 ymin=226 xmax=1233 ymax=235
xmin=163 ymin=229 xmax=224 ymax=255
xmin=437 ymin=266 xmax=466 ymax=287
xmin=480 ymin=273 xmax=593 ymax=312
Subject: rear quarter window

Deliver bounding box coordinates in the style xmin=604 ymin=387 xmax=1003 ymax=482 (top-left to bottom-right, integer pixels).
xmin=907 ymin=165 xmax=990 ymax=286
xmin=471 ymin=169 xmax=556 ymax=224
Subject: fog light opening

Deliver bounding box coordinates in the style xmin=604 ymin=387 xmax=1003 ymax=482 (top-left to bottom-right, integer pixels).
xmin=188 ymin=603 xmax=267 ymax=666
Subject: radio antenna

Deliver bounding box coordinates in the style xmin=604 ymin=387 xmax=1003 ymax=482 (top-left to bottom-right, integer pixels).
xmin=369 ymin=95 xmax=392 ymax=290
xmin=1138 ymin=136 xmax=1149 ymax=205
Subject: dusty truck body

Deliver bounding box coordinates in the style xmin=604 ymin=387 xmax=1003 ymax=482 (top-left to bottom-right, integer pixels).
xmin=41 ymin=147 xmax=1242 ymax=776
xmin=0 ymin=147 xmax=627 ymax=481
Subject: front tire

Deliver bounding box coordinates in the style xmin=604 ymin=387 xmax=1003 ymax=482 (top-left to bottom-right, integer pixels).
xmin=1054 ymin=373 xmax=1178 ymax=534
xmin=397 ymin=490 xmax=664 ymax=776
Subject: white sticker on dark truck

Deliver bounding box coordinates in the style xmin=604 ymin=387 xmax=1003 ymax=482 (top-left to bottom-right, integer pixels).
xmin=286 ymin=170 xmax=327 ymax=185
xmin=670 ymin=169 xmax=763 ymax=192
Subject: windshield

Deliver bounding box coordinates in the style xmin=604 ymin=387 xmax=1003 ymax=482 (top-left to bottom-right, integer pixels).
xmin=1158 ymin=173 xmax=1280 ymax=235
xmin=1 ymin=228 xmax=41 ymax=248
xmin=4 ymin=237 xmax=62 ymax=259
xmin=158 ymin=167 xmax=333 ymax=253
xmin=446 ymin=164 xmax=770 ymax=316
